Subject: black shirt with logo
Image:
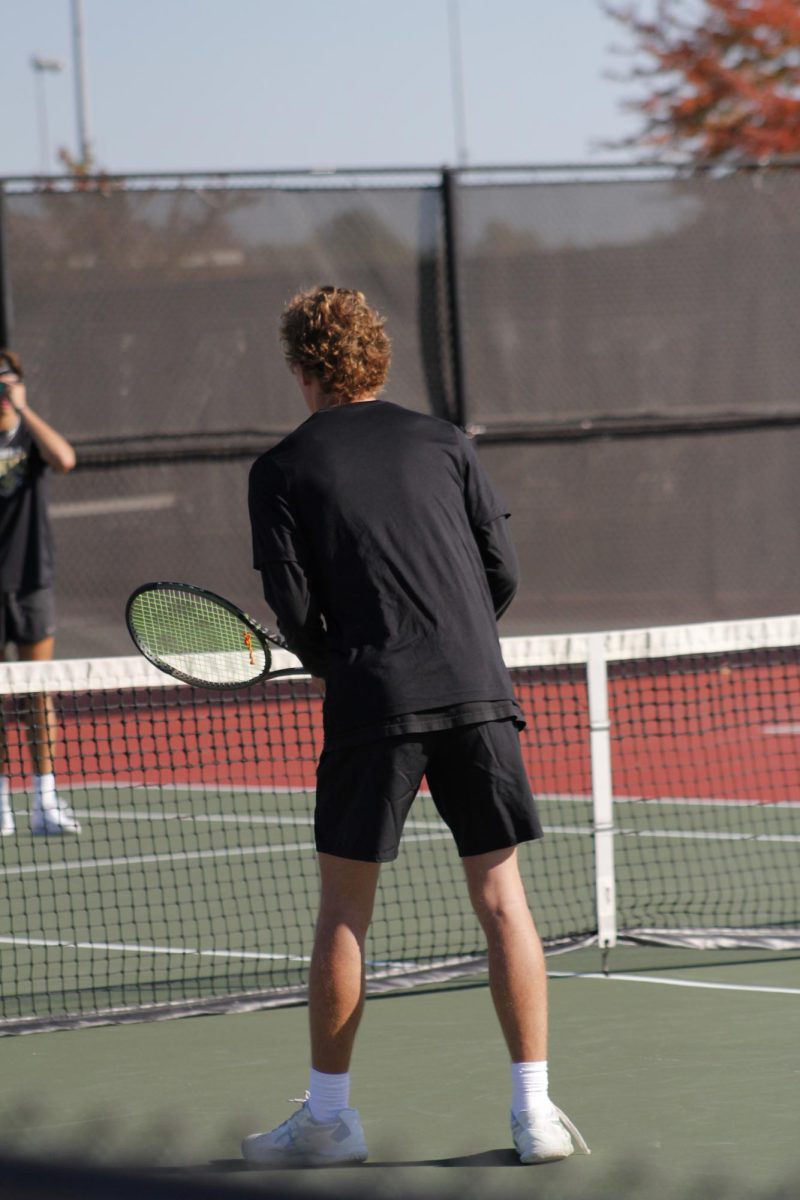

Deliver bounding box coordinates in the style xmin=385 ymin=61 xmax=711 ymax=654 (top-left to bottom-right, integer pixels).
xmin=249 ymin=400 xmax=523 ymax=749
xmin=0 ymin=424 xmax=53 ymax=594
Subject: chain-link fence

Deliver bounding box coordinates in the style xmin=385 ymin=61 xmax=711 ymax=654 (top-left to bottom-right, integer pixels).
xmin=2 ymin=166 xmax=800 ymax=656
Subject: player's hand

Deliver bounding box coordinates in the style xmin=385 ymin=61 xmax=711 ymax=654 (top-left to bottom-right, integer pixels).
xmin=7 ymin=381 xmax=27 ymax=412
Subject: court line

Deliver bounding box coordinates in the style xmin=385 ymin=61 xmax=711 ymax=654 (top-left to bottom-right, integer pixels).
xmin=0 ymin=825 xmax=593 ymax=879
xmin=50 ymin=783 xmax=318 ymax=796
xmin=54 ymin=809 xmax=319 ymax=827
xmin=2 ymin=945 xmax=794 ymax=994
xmin=3 ymin=821 xmax=798 ymax=880
xmin=0 ymin=807 xmax=441 ymax=832
xmin=3 ymin=802 xmax=796 ymax=843
xmin=0 ymin=934 xmax=311 ymax=964
xmin=0 ymin=840 xmax=319 ymax=876
xmin=612 ymin=795 xmax=800 ymax=810
xmin=0 ymin=932 xmax=451 ymax=975
xmin=0 ymin=830 xmax=454 ymax=878
xmin=550 ymin=971 xmax=800 ymax=996
xmin=617 ymin=828 xmax=800 ymax=844
xmin=20 ymin=782 xmax=800 ymax=809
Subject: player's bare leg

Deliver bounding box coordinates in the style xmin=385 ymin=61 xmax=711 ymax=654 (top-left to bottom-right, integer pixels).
xmin=19 ymin=637 xmax=57 ymax=776
xmin=241 ymin=852 xmax=377 ymax=1165
xmin=462 ymin=845 xmax=548 ymax=1061
xmin=462 ymin=845 xmax=589 ymax=1162
xmin=309 ymin=853 xmax=381 ymax=1074
xmin=19 ymin=637 xmax=80 ymax=834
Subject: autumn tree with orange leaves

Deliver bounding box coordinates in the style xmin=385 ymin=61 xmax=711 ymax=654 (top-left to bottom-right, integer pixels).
xmin=605 ymin=0 xmax=800 ymax=162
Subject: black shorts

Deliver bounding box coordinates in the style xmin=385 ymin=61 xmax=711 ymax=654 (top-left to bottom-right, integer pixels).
xmin=0 ymin=587 xmax=56 ymax=649
xmin=315 ymin=718 xmax=543 ymax=862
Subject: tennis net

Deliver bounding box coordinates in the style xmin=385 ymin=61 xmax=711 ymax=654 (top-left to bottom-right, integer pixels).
xmin=1 ymin=615 xmax=798 ymax=1033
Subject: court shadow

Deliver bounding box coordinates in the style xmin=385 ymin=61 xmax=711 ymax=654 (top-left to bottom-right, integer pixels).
xmin=181 ymin=1148 xmax=522 ymax=1173
xmin=370 ymin=1149 xmax=521 ymax=1168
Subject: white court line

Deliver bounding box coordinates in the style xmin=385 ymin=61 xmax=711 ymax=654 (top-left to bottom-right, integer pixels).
xmin=0 ymin=932 xmax=436 ymax=974
xmin=4 ymin=802 xmax=795 ymax=842
xmin=44 ymin=783 xmax=800 ymax=810
xmin=617 ymin=828 xmax=800 ymax=844
xmin=613 ymin=795 xmax=800 ymax=810
xmin=60 ymin=810 xmax=317 ymax=828
xmin=536 ymin=793 xmax=800 ymax=810
xmin=4 ymin=822 xmax=797 ymax=881
xmin=49 ymin=782 xmax=318 ymax=796
xmin=0 ymin=840 xmax=319 ymax=877
xmin=550 ymin=971 xmax=800 ymax=997
xmin=1 ymin=826 xmax=589 ymax=880
xmin=0 ymin=808 xmax=444 ymax=833
xmin=763 ymin=724 xmax=800 ymax=735
xmin=0 ymin=829 xmax=454 ymax=878
xmin=0 ymin=935 xmax=311 ymax=964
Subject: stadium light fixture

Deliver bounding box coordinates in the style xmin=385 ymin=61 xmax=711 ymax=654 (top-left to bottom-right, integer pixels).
xmin=30 ymin=55 xmax=64 ymax=174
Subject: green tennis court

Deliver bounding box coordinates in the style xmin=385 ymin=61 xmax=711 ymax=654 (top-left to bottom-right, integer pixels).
xmin=0 ymin=624 xmax=798 ymax=1198
xmin=1 ymin=945 xmax=798 ymax=1199
xmin=3 ymin=780 xmax=797 ymax=1028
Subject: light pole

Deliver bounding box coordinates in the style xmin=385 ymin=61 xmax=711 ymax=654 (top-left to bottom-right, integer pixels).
xmin=447 ymin=0 xmax=468 ymax=167
xmin=31 ymin=56 xmax=63 ymax=174
xmin=71 ymin=0 xmax=93 ymax=167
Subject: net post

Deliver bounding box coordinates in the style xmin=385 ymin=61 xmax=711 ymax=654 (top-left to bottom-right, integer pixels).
xmin=587 ymin=632 xmax=617 ymax=971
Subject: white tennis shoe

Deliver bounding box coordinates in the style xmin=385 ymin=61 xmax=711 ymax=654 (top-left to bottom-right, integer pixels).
xmin=511 ymin=1103 xmax=591 ymax=1164
xmin=31 ymin=799 xmax=81 ymax=835
xmin=0 ymin=804 xmax=14 ymax=836
xmin=242 ymin=1097 xmax=368 ymax=1166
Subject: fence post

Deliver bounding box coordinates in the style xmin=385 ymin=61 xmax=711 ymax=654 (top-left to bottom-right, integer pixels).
xmin=0 ymin=187 xmax=13 ymax=347
xmin=587 ymin=633 xmax=617 ymax=971
xmin=441 ymin=167 xmax=467 ymax=428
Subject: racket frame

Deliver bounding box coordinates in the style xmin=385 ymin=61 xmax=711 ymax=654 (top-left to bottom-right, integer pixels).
xmin=125 ymin=581 xmax=304 ymax=690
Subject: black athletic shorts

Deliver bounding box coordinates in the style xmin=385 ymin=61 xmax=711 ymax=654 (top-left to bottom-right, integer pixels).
xmin=315 ymin=717 xmax=543 ymax=862
xmin=0 ymin=587 xmax=56 ymax=649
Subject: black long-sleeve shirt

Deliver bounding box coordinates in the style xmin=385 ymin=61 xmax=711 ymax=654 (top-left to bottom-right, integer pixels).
xmin=249 ymin=400 xmax=523 ymax=748
xmin=259 ymin=513 xmax=518 ymax=681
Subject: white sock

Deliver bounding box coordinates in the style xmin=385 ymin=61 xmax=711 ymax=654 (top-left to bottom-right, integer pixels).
xmin=33 ymin=774 xmax=57 ymax=812
xmin=0 ymin=775 xmax=10 ymax=812
xmin=511 ymin=1060 xmax=550 ymax=1116
xmin=307 ymin=1068 xmax=350 ymax=1122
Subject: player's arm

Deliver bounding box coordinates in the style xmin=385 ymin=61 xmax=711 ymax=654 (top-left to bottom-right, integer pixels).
xmin=249 ymin=456 xmax=326 ymax=686
xmin=258 ymin=561 xmax=327 ymax=681
xmin=9 ymin=381 xmax=76 ymax=473
xmin=472 ymin=515 xmax=519 ymax=619
xmin=458 ymin=429 xmax=518 ymax=619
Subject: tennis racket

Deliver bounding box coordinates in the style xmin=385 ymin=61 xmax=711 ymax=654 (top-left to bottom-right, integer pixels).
xmin=125 ymin=581 xmax=306 ymax=689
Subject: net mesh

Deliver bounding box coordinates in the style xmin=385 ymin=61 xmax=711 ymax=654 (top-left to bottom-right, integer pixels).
xmin=0 ymin=620 xmax=798 ymax=1033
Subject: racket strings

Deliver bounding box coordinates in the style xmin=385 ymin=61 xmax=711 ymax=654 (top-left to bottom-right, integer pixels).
xmin=129 ymin=588 xmax=270 ymax=686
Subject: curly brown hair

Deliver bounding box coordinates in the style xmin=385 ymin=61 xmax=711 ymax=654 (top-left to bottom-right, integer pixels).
xmin=279 ymin=286 xmax=391 ymax=403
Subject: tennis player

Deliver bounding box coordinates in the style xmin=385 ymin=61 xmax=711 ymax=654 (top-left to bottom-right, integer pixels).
xmin=243 ymin=287 xmax=588 ymax=1166
xmin=0 ymin=350 xmax=80 ymax=837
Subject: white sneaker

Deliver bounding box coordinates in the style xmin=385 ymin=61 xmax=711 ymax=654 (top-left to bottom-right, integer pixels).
xmin=512 ymin=1103 xmax=591 ymax=1164
xmin=242 ymin=1098 xmax=368 ymax=1167
xmin=31 ymin=799 xmax=81 ymax=836
xmin=0 ymin=805 xmax=14 ymax=836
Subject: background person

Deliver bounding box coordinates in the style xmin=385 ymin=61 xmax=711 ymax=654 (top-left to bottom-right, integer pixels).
xmin=0 ymin=350 xmax=80 ymax=837
xmin=242 ymin=287 xmax=589 ymax=1167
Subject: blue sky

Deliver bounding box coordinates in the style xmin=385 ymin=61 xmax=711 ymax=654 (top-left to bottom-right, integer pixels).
xmin=4 ymin=0 xmax=646 ymax=177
